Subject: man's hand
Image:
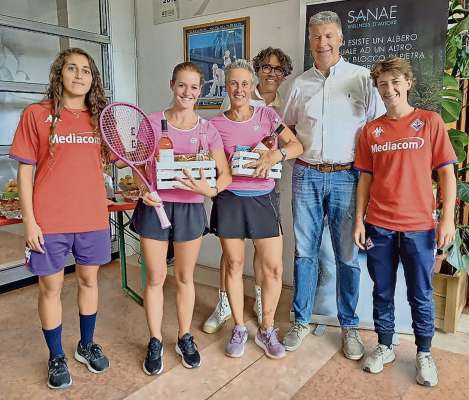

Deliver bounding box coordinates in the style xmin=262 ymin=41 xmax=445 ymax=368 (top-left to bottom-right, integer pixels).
xmin=436 ymin=216 xmax=455 ymax=249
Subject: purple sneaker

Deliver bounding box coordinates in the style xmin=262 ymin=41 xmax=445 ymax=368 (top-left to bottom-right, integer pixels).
xmin=255 ymin=327 xmax=286 ymax=359
xmin=225 ymin=325 xmax=248 ymax=358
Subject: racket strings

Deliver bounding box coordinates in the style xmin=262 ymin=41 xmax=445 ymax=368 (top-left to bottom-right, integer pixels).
xmin=101 ymin=106 xmax=156 ymax=164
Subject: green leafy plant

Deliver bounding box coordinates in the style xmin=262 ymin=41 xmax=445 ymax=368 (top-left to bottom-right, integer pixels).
xmin=440 ymin=0 xmax=469 ymax=273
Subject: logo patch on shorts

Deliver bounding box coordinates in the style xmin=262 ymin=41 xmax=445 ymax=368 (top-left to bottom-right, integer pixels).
xmin=25 ymin=246 xmax=31 ymax=264
xmin=365 ymin=237 xmax=375 ymax=250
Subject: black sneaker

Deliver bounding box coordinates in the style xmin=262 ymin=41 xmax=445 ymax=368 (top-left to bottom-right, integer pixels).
xmin=74 ymin=341 xmax=110 ymax=373
xmin=47 ymin=355 xmax=72 ymax=390
xmin=143 ymin=337 xmax=164 ymax=375
xmin=175 ymin=333 xmax=201 ymax=368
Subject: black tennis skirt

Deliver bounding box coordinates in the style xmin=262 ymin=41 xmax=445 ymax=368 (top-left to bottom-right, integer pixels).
xmin=130 ymin=199 xmax=208 ymax=241
xmin=210 ymin=190 xmax=282 ymax=239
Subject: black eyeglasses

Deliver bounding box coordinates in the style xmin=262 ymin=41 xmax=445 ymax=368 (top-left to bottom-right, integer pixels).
xmin=260 ymin=64 xmax=284 ymax=77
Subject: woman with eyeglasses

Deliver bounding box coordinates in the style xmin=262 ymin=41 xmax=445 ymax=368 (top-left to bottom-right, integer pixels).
xmin=203 ymin=47 xmax=293 ymax=335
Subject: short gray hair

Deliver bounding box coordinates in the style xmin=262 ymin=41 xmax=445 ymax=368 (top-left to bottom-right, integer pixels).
xmin=224 ymin=59 xmax=255 ymax=84
xmin=309 ymin=11 xmax=343 ymax=37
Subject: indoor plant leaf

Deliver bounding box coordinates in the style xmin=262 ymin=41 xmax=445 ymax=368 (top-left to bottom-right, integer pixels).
xmin=458 ymin=181 xmax=469 ymax=203
xmin=446 ymin=229 xmax=463 ymax=270
xmin=441 ymin=97 xmax=463 ymax=122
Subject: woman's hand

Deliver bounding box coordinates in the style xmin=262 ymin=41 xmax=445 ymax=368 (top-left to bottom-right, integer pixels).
xmin=175 ymin=168 xmax=217 ymax=197
xmin=245 ymin=150 xmax=282 ymax=178
xmin=141 ymin=191 xmax=163 ymax=207
xmin=25 ymin=221 xmax=45 ymax=253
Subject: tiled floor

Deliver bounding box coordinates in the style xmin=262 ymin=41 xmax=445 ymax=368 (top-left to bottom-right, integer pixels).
xmin=0 ymin=230 xmax=24 ymax=270
xmin=1 ymin=259 xmax=468 ymax=400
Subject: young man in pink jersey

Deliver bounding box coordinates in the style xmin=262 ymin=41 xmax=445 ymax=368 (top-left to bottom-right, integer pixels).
xmin=354 ymin=57 xmax=457 ymax=387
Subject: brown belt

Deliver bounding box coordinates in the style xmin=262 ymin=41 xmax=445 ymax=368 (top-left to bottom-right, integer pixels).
xmin=295 ymin=159 xmax=353 ymax=172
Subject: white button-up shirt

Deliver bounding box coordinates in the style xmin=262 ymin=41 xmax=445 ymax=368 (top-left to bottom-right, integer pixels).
xmin=281 ymin=58 xmax=385 ymax=164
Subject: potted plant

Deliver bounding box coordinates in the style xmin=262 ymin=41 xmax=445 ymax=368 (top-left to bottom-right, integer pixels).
xmin=433 ymin=0 xmax=469 ymax=333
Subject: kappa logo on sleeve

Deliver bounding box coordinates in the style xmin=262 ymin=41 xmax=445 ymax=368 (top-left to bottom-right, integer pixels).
xmin=365 ymin=237 xmax=375 ymax=250
xmin=410 ymin=118 xmax=425 ymax=132
xmin=44 ymin=114 xmax=62 ymax=124
xmin=372 ymin=126 xmax=384 ymax=137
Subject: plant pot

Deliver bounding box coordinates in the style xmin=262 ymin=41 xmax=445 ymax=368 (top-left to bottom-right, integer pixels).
xmin=433 ymin=269 xmax=468 ymax=333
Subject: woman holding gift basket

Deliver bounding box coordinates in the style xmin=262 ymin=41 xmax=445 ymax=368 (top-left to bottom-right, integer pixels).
xmin=129 ymin=62 xmax=231 ymax=374
xmin=210 ymin=59 xmax=303 ymax=359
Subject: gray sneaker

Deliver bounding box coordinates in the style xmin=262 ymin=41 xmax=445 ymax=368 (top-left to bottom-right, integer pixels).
xmin=342 ymin=328 xmax=364 ymax=360
xmin=283 ymin=322 xmax=311 ymax=351
xmin=363 ymin=344 xmax=395 ymax=374
xmin=416 ymin=352 xmax=438 ymax=387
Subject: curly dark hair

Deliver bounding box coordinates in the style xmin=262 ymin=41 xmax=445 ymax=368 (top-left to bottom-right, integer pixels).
xmin=252 ymin=47 xmax=293 ymax=77
xmin=45 ymin=47 xmax=107 ymax=159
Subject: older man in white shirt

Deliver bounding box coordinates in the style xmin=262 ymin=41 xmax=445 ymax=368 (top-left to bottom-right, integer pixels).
xmin=281 ymin=11 xmax=385 ymax=359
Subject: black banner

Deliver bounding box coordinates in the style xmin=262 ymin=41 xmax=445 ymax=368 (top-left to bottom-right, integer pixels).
xmin=304 ymin=0 xmax=449 ymax=111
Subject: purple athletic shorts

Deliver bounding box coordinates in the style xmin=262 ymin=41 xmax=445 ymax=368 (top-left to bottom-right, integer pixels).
xmin=25 ymin=229 xmax=112 ymax=276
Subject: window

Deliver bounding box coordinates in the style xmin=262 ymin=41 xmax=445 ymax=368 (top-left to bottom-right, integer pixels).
xmin=0 ymin=0 xmax=112 ymax=281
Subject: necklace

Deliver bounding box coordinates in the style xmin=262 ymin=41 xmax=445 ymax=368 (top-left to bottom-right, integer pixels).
xmin=64 ymin=107 xmax=85 ymax=119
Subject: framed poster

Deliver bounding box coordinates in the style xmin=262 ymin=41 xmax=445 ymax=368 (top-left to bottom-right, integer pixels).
xmin=183 ymin=17 xmax=250 ymax=109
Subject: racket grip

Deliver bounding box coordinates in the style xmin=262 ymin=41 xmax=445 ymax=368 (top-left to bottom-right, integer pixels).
xmin=150 ymin=191 xmax=171 ymax=229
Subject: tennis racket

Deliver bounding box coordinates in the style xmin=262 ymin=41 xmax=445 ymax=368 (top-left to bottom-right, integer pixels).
xmin=100 ymin=102 xmax=171 ymax=229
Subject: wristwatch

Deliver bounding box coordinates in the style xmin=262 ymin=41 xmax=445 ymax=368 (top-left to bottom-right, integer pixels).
xmin=279 ymin=148 xmax=287 ymax=161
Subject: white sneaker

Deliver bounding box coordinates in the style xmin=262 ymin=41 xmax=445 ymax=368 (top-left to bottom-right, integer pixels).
xmin=363 ymin=344 xmax=395 ymax=374
xmin=342 ymin=328 xmax=364 ymax=360
xmin=253 ymin=285 xmax=262 ymax=325
xmin=202 ymin=290 xmax=231 ymax=334
xmin=416 ymin=352 xmax=438 ymax=387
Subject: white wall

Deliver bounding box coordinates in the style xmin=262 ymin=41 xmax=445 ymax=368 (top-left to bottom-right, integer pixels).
xmin=135 ymin=0 xmax=302 ymax=284
xmin=110 ymin=0 xmax=138 ymax=104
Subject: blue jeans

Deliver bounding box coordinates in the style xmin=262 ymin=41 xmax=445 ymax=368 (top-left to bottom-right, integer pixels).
xmin=292 ymin=164 xmax=360 ymax=327
xmin=365 ymin=223 xmax=435 ymax=352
